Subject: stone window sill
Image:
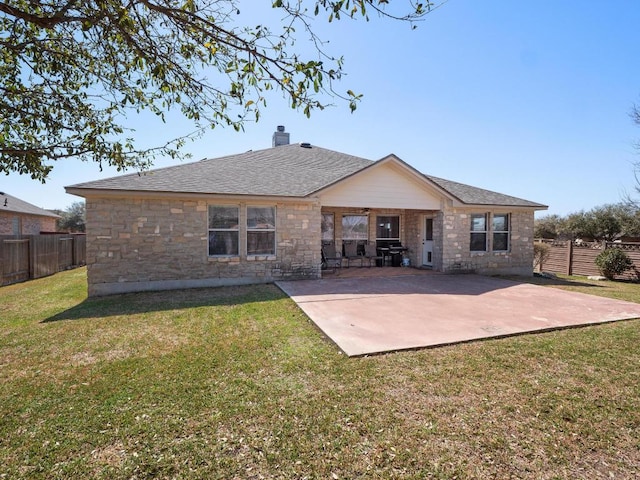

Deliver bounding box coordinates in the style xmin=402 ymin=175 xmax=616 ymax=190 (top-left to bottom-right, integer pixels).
xmin=246 ymin=255 xmax=277 ymax=261
xmin=208 ymin=256 xmax=240 ymax=263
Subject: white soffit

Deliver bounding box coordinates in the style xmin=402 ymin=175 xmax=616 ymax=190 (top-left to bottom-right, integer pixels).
xmin=317 ymin=161 xmax=443 ymax=209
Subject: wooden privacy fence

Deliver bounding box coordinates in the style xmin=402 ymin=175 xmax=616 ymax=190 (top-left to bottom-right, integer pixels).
xmin=536 ymin=239 xmax=640 ymax=281
xmin=0 ymin=234 xmax=86 ymax=286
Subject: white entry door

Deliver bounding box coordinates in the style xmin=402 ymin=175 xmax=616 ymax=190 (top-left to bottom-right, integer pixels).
xmin=422 ymin=217 xmax=434 ymax=267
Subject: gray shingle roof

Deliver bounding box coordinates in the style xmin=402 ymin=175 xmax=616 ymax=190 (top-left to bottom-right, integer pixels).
xmin=424 ymin=175 xmax=546 ymax=208
xmin=0 ymin=192 xmax=60 ymax=218
xmin=68 ymin=144 xmax=372 ymax=197
xmin=67 ymin=143 xmax=546 ymax=208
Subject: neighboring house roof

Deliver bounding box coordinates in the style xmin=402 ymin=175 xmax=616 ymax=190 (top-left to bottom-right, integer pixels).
xmin=66 ymin=143 xmax=547 ymax=209
xmin=0 ymin=192 xmax=60 ymax=218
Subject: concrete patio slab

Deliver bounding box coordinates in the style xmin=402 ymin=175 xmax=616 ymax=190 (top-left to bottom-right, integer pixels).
xmin=276 ymin=274 xmax=640 ymax=356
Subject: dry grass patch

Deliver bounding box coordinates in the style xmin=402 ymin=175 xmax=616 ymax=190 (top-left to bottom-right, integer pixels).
xmin=90 ymin=440 xmax=127 ymax=468
xmin=505 ymin=273 xmax=640 ymax=303
xmin=1 ymin=268 xmax=639 ymax=479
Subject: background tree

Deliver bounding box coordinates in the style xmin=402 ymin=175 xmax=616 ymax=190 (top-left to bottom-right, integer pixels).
xmin=0 ymin=0 xmax=431 ymax=182
xmin=56 ymin=201 xmax=86 ymax=232
xmin=533 ymin=214 xmax=568 ymax=239
xmin=563 ymin=210 xmax=591 ymax=240
xmin=615 ymin=202 xmax=640 ymax=237
xmin=632 ymin=101 xmax=640 ymax=203
xmin=535 ymin=202 xmax=640 ymax=242
xmin=565 ymin=207 xmax=623 ymax=242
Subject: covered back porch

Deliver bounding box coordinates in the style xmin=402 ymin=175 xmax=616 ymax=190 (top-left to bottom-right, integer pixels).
xmin=313 ymin=153 xmax=457 ymax=275
xmin=320 ymin=207 xmax=442 ymax=271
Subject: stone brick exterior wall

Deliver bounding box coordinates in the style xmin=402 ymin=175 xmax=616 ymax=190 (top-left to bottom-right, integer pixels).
xmin=38 ymin=216 xmax=58 ymax=233
xmin=0 ymin=212 xmax=20 ymax=234
xmin=86 ymin=198 xmax=534 ymax=295
xmin=440 ymin=208 xmax=534 ymax=275
xmin=0 ymin=212 xmax=57 ymax=235
xmin=400 ymin=210 xmax=419 ymax=266
xmin=402 ymin=210 xmax=441 ymax=268
xmin=85 ymin=196 xmax=322 ymax=296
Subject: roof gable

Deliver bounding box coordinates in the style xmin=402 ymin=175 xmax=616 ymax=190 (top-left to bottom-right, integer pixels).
xmin=315 ymin=154 xmax=546 ymax=209
xmin=317 ymin=155 xmax=447 ymax=209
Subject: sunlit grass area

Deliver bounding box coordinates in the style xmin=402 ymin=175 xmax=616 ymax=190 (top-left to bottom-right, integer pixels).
xmin=1 ymin=268 xmax=639 ymax=479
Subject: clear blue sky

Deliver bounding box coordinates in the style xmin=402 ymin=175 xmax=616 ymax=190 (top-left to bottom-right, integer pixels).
xmin=4 ymin=0 xmax=640 ymax=218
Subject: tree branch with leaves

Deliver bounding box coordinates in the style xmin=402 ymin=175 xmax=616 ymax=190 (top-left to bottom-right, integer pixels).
xmin=0 ymin=0 xmax=432 ymax=182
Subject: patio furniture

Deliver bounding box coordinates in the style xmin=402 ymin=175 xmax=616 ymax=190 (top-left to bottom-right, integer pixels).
xmin=364 ymin=243 xmax=384 ymax=267
xmin=321 ymin=244 xmax=342 ymax=273
xmin=344 ymin=241 xmax=363 ymax=267
xmin=376 ymin=242 xmax=407 ymax=266
xmin=377 ymin=246 xmax=390 ymax=266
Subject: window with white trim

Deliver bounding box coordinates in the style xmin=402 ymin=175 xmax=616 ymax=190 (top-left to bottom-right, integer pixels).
xmin=208 ymin=206 xmax=239 ymax=256
xmin=470 ymin=214 xmax=488 ymax=252
xmin=492 ymin=214 xmax=510 ymax=251
xmin=247 ymin=206 xmax=276 ymax=255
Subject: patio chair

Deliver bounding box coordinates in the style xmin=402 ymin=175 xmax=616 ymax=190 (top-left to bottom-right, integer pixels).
xmin=321 ymin=244 xmax=342 ymax=273
xmin=363 ymin=243 xmax=383 ymax=267
xmin=344 ymin=241 xmax=363 ymax=267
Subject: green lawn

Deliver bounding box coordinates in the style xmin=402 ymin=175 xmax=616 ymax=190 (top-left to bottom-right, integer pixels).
xmin=1 ymin=268 xmax=639 ymax=479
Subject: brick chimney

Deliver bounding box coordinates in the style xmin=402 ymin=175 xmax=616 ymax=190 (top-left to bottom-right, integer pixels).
xmin=272 ymin=125 xmax=290 ymax=147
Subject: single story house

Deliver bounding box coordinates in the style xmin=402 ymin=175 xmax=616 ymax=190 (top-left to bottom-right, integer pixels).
xmin=0 ymin=192 xmax=60 ymax=235
xmin=66 ymin=127 xmax=547 ymax=296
